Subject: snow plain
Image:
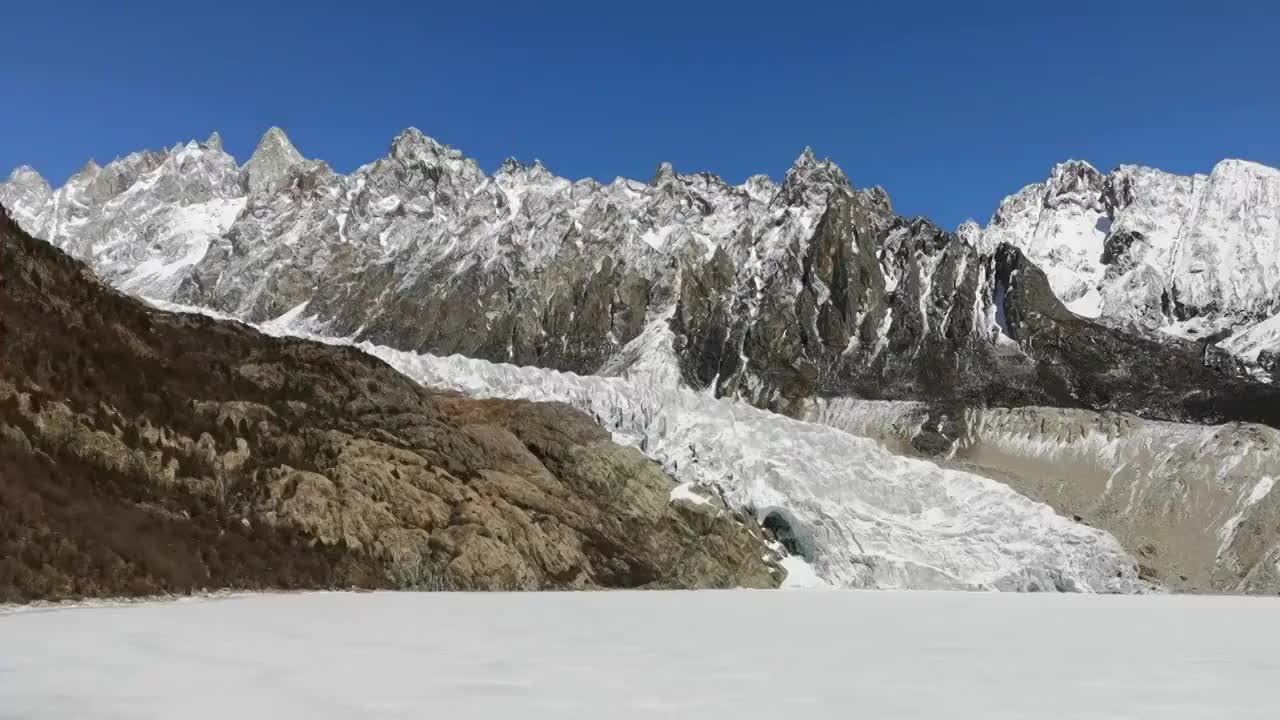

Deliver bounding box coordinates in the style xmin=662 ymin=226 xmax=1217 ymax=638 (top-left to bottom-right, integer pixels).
xmin=3 ymin=591 xmax=1278 ymax=719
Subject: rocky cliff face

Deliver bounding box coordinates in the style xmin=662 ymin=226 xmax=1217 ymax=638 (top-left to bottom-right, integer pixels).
xmin=0 ymin=207 xmax=782 ymax=602
xmin=5 ymin=129 xmax=1278 ymax=426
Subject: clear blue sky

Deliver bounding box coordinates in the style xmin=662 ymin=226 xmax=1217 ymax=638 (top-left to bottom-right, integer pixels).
xmin=2 ymin=0 xmax=1275 ymax=228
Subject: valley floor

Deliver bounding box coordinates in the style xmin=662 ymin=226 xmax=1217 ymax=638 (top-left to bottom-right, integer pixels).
xmin=2 ymin=590 xmax=1277 ymax=718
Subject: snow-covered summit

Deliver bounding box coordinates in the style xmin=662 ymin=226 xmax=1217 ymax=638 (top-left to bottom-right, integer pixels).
xmin=978 ymin=156 xmax=1280 ymax=361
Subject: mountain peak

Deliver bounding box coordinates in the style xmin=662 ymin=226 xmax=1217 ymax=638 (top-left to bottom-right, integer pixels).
xmin=258 ymin=126 xmax=293 ymax=147
xmin=1044 ymin=159 xmax=1105 ymax=210
xmin=1049 ymin=158 xmax=1100 ymax=178
xmin=498 ymin=157 xmax=525 ymax=174
xmin=6 ymin=165 xmax=47 ymax=186
xmin=390 ymin=127 xmax=450 ymax=159
xmin=204 ymin=131 xmax=224 ymax=152
xmin=74 ymin=159 xmax=102 ymax=178
xmin=652 ymin=161 xmax=678 ymax=185
xmin=250 ymin=127 xmax=302 ymax=161
xmin=244 ymin=126 xmax=305 ymax=194
xmin=1210 ymin=157 xmax=1280 ymax=180
xmin=778 ymin=147 xmax=850 ymax=205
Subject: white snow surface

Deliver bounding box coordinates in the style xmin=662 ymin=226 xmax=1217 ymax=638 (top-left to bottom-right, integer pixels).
xmin=4 ymin=591 xmax=1280 ymax=719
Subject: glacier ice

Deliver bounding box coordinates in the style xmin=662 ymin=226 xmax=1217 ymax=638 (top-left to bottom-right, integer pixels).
xmin=193 ymin=297 xmax=1143 ymax=592
xmin=810 ymin=397 xmax=1280 ymax=592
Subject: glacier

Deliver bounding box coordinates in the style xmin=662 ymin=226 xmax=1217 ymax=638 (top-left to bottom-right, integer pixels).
xmin=146 ymin=298 xmax=1144 ymax=592
xmin=358 ymin=344 xmax=1143 ymax=591
xmin=810 ymin=398 xmax=1280 ymax=592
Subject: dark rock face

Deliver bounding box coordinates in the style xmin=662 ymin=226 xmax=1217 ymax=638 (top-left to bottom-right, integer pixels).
xmin=0 ymin=207 xmax=781 ymax=602
xmin=685 ymin=190 xmax=1280 ymax=426
xmin=992 ymin=245 xmax=1280 ymax=427
xmin=663 ymin=186 xmax=1280 ymax=427
xmin=1100 ymin=229 xmax=1144 ymax=271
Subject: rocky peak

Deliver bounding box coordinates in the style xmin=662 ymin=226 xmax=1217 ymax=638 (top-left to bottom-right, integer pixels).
xmin=956 ymin=219 xmax=984 ymax=249
xmin=497 ymin=156 xmax=525 ymax=175
xmin=5 ymin=165 xmax=50 ymax=192
xmin=1043 ymin=159 xmax=1106 ymax=211
xmin=778 ymin=147 xmax=851 ymax=206
xmin=244 ymin=126 xmax=305 ymax=195
xmin=390 ymin=127 xmax=455 ymax=164
xmin=75 ymin=159 xmax=102 ymax=178
xmin=382 ymin=127 xmax=487 ymax=196
xmin=651 ymin=161 xmax=679 ymax=186
xmin=204 ymin=131 xmax=224 ymax=152
xmin=857 ymin=185 xmax=894 ymax=216
xmin=0 ymin=167 xmax=53 ymax=234
xmin=526 ymin=159 xmax=553 ymax=181
xmin=740 ymin=173 xmax=779 ymax=204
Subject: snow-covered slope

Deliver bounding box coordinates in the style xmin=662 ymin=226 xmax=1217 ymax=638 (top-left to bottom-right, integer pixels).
xmin=979 ymin=158 xmax=1280 ymax=363
xmin=0 ymin=136 xmax=244 ymax=299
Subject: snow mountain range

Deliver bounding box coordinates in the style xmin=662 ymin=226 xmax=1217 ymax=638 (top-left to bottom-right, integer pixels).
xmin=5 ymin=128 xmax=1280 ymax=593
xmin=4 ymin=127 xmax=1278 ymax=424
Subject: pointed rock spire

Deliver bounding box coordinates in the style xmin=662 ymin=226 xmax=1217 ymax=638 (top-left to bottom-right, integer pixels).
xmin=779 ymin=146 xmax=850 ymax=205
xmin=497 ymin=156 xmax=525 ymax=175
xmin=651 ymin=161 xmax=678 ymax=186
xmin=204 ymin=131 xmax=224 ymax=152
xmin=244 ymin=126 xmax=304 ymax=195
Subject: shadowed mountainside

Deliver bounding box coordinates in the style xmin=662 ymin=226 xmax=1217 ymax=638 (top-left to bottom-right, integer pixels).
xmin=0 ymin=205 xmax=781 ymax=602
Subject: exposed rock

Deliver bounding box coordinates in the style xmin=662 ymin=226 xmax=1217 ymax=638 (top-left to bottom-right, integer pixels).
xmin=0 ymin=206 xmax=781 ymax=602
